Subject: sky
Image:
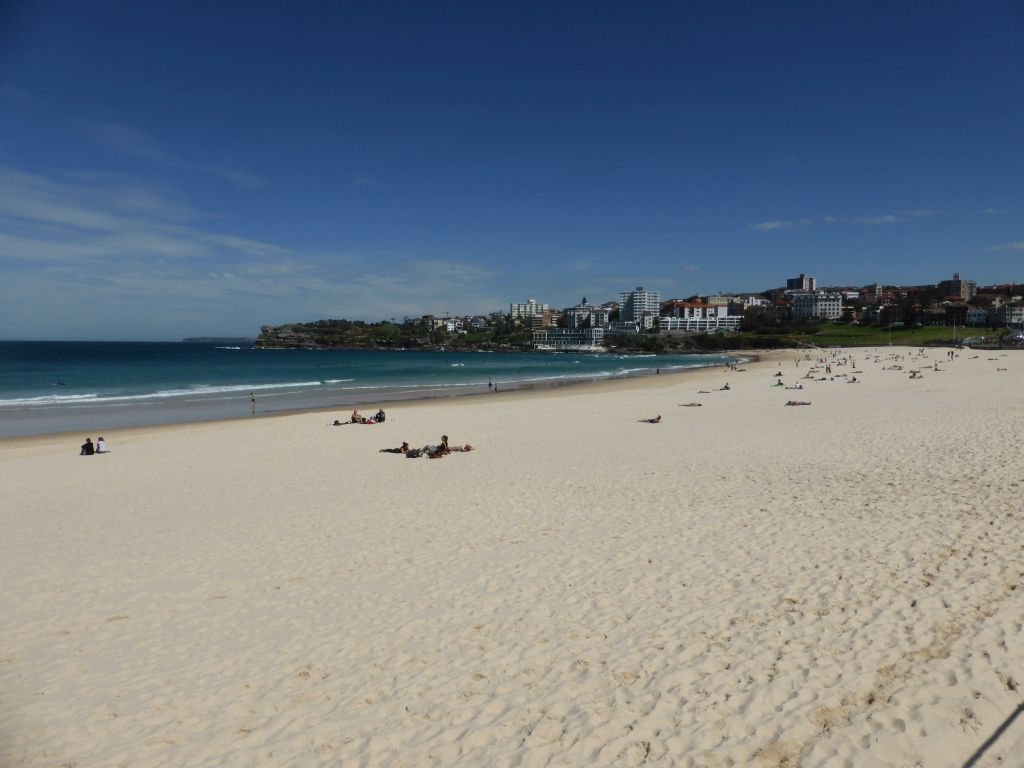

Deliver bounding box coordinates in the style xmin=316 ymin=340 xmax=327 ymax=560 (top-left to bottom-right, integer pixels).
xmin=1 ymin=1 xmax=1023 ymax=340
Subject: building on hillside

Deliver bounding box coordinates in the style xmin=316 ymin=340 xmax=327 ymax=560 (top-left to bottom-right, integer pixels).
xmin=860 ymin=283 xmax=883 ymax=302
xmin=523 ymin=310 xmax=559 ymax=329
xmin=704 ymin=295 xmax=734 ymax=307
xmin=532 ymin=327 xmax=604 ymax=350
xmin=791 ymin=291 xmax=843 ymax=320
xmin=659 ymin=303 xmax=743 ymax=333
xmin=619 ymin=287 xmax=661 ymax=329
xmin=937 ymin=273 xmax=977 ymax=300
xmin=787 ymin=273 xmax=817 ymax=291
xmin=994 ymin=304 xmax=1024 ymax=326
xmin=564 ymin=298 xmax=611 ymax=329
xmin=965 ymin=307 xmax=990 ymax=327
xmin=607 ymin=320 xmax=640 ymax=335
xmin=510 ymin=298 xmax=549 ymax=320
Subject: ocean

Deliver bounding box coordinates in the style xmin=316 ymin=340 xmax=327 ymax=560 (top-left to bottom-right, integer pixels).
xmin=0 ymin=341 xmax=740 ymax=438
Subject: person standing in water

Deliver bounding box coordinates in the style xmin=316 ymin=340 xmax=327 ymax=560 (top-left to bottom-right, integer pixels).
xmin=250 ymin=391 xmax=256 ymax=415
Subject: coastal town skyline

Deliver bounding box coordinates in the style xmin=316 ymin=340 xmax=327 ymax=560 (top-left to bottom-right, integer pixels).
xmin=2 ymin=2 xmax=1022 ymax=340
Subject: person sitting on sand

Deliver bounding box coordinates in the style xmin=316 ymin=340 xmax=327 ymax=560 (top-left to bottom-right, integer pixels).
xmin=96 ymin=437 xmax=108 ymax=453
xmin=374 ymin=409 xmax=386 ymax=423
xmin=720 ymin=383 xmax=731 ymax=390
xmin=681 ymin=402 xmax=702 ymax=407
xmin=785 ymin=400 xmax=811 ymax=406
xmin=773 ymin=380 xmax=784 ymax=387
xmin=641 ymin=415 xmax=662 ymax=423
xmin=380 ymin=441 xmax=410 ymax=454
xmin=80 ymin=437 xmax=94 ymax=455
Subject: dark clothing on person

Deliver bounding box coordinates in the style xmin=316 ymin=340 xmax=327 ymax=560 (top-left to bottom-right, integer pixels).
xmin=80 ymin=439 xmax=94 ymax=455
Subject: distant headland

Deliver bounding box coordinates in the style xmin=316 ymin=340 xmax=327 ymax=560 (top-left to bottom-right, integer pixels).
xmin=182 ymin=337 xmax=256 ymax=344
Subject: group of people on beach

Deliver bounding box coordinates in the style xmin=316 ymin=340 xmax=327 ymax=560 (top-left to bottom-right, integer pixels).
xmin=79 ymin=437 xmax=108 ymax=455
xmin=329 ymin=405 xmax=476 ymax=458
xmin=332 ymin=408 xmax=386 ymax=426
xmin=380 ymin=435 xmax=474 ymax=459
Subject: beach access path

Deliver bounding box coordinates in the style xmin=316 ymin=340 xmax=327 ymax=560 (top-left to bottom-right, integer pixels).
xmin=1 ymin=346 xmax=1022 ymax=767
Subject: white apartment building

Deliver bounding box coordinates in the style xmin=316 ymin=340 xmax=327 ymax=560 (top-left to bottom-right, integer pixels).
xmin=791 ymin=291 xmax=843 ymax=320
xmin=619 ymin=287 xmax=661 ymax=323
xmin=510 ymin=298 xmax=549 ymax=319
xmin=659 ymin=305 xmax=743 ymax=333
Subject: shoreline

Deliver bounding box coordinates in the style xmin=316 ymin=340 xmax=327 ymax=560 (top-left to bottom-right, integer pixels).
xmin=0 ymin=352 xmax=756 ymax=442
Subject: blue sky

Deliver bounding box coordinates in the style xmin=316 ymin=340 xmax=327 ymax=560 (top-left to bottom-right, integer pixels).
xmin=1 ymin=1 xmax=1022 ymax=340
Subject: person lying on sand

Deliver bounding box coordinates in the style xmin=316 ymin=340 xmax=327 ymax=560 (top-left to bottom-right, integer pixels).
xmin=640 ymin=415 xmax=662 ymax=423
xmin=450 ymin=444 xmax=475 ymax=452
xmin=380 ymin=442 xmax=410 ymax=454
xmin=773 ymin=380 xmax=784 ymax=387
xmin=786 ymin=383 xmax=804 ymax=390
xmin=785 ymin=400 xmax=811 ymax=406
xmin=427 ymin=435 xmax=451 ymax=459
xmin=680 ymin=402 xmax=702 ymax=407
xmin=697 ymin=389 xmax=713 ymax=394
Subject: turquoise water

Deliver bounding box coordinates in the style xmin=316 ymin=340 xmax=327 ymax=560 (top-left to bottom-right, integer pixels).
xmin=0 ymin=341 xmax=739 ymax=437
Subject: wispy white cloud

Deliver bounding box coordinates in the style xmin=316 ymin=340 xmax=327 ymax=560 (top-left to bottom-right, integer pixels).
xmin=680 ymin=264 xmax=701 ymax=272
xmin=854 ymin=214 xmax=906 ymax=225
xmin=84 ymin=120 xmax=267 ymax=189
xmin=749 ymin=219 xmax=808 ymax=232
xmin=985 ymin=241 xmax=1024 ymax=251
xmin=85 ymin=121 xmax=166 ymax=160
xmin=563 ymin=258 xmax=595 ymax=272
xmin=765 ymin=208 xmax=937 ymax=230
xmin=978 ymin=207 xmax=1009 ymax=215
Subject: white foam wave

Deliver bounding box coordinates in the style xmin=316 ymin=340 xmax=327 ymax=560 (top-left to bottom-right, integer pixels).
xmin=0 ymin=381 xmax=324 ymax=408
xmin=0 ymin=393 xmax=101 ymax=407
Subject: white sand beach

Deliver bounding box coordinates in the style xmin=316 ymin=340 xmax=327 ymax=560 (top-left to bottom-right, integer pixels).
xmin=1 ymin=346 xmax=1022 ymax=767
